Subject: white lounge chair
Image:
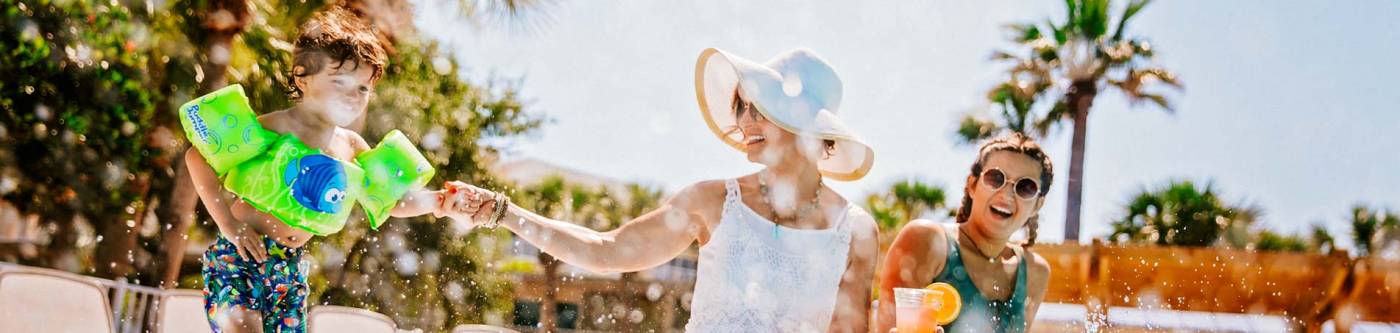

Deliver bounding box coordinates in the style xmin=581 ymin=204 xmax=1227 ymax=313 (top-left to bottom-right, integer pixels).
xmin=452 ymin=324 xmax=522 ymax=333
xmin=0 ymin=265 xmax=115 ymax=333
xmin=309 ymin=305 xmax=397 ymax=333
xmin=156 ymin=289 xmax=213 ymax=333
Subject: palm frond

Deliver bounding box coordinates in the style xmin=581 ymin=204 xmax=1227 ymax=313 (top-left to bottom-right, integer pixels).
xmin=1003 ymin=23 xmax=1041 ymax=43
xmin=1139 ymin=67 xmax=1182 ymax=89
xmin=1113 ymin=0 xmax=1152 ymax=41
xmin=1048 ymin=18 xmax=1068 ymax=45
xmin=1064 ymin=0 xmax=1079 ymax=28
xmin=452 ymin=0 xmax=555 ymax=32
xmin=1131 ymin=39 xmax=1155 ymax=57
xmin=1076 ymin=0 xmax=1111 ymax=39
xmin=1032 ymin=101 xmax=1072 ymax=137
xmin=955 ymin=113 xmax=1000 ymax=145
xmin=990 ymin=50 xmax=1024 ymax=62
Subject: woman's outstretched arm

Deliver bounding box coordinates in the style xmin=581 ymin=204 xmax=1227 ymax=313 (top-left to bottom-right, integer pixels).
xmin=445 ymin=180 xmax=725 ymax=273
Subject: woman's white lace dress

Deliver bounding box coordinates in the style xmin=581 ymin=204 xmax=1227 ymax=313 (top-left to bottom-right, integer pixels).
xmin=684 ymin=179 xmax=857 ymax=332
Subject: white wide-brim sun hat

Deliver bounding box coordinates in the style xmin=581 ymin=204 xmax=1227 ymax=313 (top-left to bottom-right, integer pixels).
xmin=694 ymin=47 xmax=875 ymax=181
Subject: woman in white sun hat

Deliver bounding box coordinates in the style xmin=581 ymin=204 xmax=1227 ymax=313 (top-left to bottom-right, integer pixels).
xmin=440 ymin=47 xmax=879 ymax=332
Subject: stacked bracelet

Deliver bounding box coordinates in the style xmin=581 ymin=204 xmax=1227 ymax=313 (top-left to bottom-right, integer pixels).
xmin=485 ymin=192 xmax=510 ymax=229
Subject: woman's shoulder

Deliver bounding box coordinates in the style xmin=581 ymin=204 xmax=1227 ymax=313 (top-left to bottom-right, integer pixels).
xmin=883 ymin=220 xmax=953 ymax=282
xmin=669 ymin=179 xmax=730 ymax=208
xmin=840 ymin=206 xmax=879 ymax=246
xmin=892 ymin=220 xmax=952 ymax=258
xmin=899 ymin=219 xmax=950 ymax=241
xmin=1023 ymin=247 xmax=1052 ymax=280
xmin=681 ymin=179 xmax=729 ymax=195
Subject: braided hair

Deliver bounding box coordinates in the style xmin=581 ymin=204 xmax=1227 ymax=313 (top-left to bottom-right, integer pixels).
xmin=954 ymin=133 xmax=1054 ymax=247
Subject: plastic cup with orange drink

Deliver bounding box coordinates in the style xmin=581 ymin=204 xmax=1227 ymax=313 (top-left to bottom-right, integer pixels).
xmin=893 ymin=282 xmax=961 ymax=333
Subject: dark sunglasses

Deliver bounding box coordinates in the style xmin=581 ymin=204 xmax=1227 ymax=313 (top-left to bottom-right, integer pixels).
xmin=980 ymin=168 xmax=1041 ymax=200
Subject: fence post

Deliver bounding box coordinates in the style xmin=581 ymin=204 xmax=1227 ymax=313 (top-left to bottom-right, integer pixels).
xmin=1084 ymin=240 xmax=1108 ymax=333
xmin=111 ymin=278 xmax=128 ymax=333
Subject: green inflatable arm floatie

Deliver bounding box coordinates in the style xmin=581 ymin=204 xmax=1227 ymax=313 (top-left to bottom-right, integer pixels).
xmin=178 ymin=85 xmax=437 ymax=236
xmin=356 ymin=130 xmax=437 ymax=229
xmin=177 ymin=84 xmax=279 ymax=176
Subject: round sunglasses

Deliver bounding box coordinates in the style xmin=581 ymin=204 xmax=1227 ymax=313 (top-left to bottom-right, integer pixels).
xmin=980 ymin=168 xmax=1041 ymax=200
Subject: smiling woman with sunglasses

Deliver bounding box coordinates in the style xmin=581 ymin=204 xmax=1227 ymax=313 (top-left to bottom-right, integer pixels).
xmin=876 ymin=133 xmax=1055 ymax=333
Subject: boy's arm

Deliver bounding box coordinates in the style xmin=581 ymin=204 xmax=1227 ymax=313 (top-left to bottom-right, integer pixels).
xmin=343 ymin=130 xmax=445 ymax=219
xmin=390 ymin=188 xmax=446 ymax=218
xmin=185 ymin=149 xmax=269 ymax=262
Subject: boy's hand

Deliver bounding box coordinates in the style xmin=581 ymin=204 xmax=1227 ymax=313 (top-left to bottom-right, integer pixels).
xmin=227 ymin=223 xmax=269 ymax=263
xmin=225 ymin=200 xmax=270 ymax=263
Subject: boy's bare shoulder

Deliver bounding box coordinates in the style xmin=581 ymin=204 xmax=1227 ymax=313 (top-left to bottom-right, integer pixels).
xmin=256 ymin=110 xmax=293 ymax=133
xmin=336 ymin=127 xmax=371 ymax=152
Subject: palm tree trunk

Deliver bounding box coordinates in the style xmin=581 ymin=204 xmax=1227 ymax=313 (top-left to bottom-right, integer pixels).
xmin=155 ymin=155 xmax=200 ymax=288
xmin=94 ymin=175 xmax=152 ymax=279
xmin=41 ymin=210 xmax=79 ymax=271
xmin=1063 ymin=80 xmax=1097 ymax=244
xmin=198 ymin=33 xmax=238 ymax=93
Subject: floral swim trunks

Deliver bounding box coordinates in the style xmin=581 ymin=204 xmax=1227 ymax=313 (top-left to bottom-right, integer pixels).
xmin=201 ymin=235 xmax=309 ymax=333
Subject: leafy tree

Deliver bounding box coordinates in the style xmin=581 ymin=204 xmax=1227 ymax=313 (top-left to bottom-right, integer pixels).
xmin=865 ymin=179 xmax=948 ymax=232
xmin=1 ymin=0 xmax=178 ymax=278
xmin=865 ymin=179 xmax=947 ymax=252
xmin=1108 ymin=180 xmax=1256 ymax=247
xmin=506 ymin=175 xmax=668 ymax=331
xmin=2 ymin=0 xmax=546 ymax=330
xmin=1253 ymin=230 xmax=1308 ymax=253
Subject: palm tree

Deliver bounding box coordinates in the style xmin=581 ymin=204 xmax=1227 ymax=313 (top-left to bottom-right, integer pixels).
xmin=980 ymin=0 xmax=1182 ymax=243
xmin=1309 ymin=224 xmax=1337 ymax=255
xmin=1108 ymin=180 xmax=1256 ymax=247
xmin=865 ymin=179 xmax=948 ymax=249
xmin=1349 ymin=205 xmax=1399 ymax=258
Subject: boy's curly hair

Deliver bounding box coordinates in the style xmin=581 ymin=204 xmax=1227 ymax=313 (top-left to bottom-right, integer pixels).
xmin=288 ymin=6 xmax=387 ymax=100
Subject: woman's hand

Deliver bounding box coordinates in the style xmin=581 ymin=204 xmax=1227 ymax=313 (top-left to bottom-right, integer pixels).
xmin=439 ymin=181 xmax=496 ymax=225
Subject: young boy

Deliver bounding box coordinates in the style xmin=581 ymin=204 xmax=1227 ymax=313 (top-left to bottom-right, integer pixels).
xmin=185 ymin=7 xmax=448 ymax=332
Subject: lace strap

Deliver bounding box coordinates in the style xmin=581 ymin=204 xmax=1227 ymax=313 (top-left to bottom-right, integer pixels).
xmin=834 ymin=204 xmax=856 ymax=248
xmin=723 ymin=179 xmax=741 ymax=205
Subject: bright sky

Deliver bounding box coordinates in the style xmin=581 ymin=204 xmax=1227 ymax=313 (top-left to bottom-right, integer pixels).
xmin=413 ymin=0 xmax=1400 ymax=246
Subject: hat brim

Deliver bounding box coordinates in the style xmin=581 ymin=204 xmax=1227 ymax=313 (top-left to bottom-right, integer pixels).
xmin=694 ymin=48 xmax=874 ymax=181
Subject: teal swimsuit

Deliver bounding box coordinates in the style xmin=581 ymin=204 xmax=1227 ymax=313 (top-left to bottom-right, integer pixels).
xmin=934 ymin=224 xmax=1029 ymax=333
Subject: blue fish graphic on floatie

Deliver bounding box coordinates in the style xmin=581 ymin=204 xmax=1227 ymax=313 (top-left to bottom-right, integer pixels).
xmin=285 ymin=154 xmax=350 ymax=214
xmin=176 ymin=84 xmax=436 ymax=235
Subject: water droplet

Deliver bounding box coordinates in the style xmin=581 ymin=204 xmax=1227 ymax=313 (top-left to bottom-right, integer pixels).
xmin=782 ymin=71 xmax=804 ymax=97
